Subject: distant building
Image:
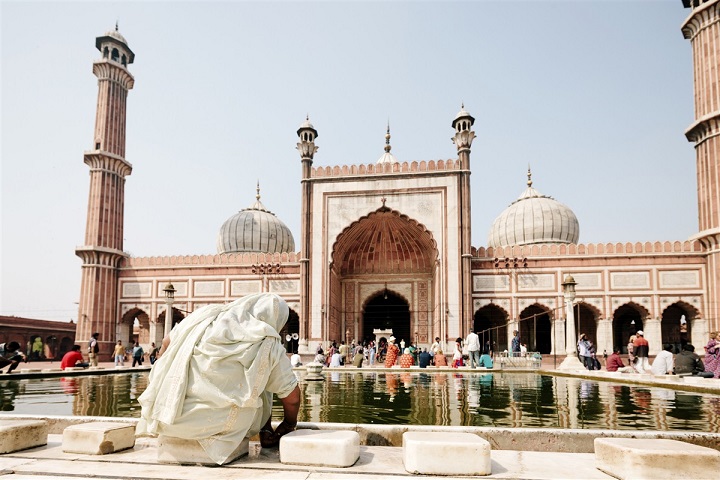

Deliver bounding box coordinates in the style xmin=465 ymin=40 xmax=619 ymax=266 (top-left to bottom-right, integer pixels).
xmin=75 ymin=4 xmax=719 ymax=358
xmin=0 ymin=317 xmax=76 ymax=360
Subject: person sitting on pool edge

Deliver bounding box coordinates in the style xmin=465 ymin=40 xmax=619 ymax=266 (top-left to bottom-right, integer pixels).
xmin=60 ymin=345 xmax=89 ymax=370
xmin=0 ymin=341 xmax=26 ymax=374
xmin=137 ymin=293 xmax=301 ymax=465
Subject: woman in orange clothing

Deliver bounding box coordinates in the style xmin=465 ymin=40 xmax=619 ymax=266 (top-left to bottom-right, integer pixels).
xmin=384 ymin=336 xmax=400 ymax=367
xmin=399 ymin=348 xmax=414 ymax=368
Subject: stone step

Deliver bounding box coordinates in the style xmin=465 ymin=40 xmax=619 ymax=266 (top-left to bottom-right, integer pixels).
xmin=280 ymin=429 xmax=360 ymax=467
xmin=0 ymin=419 xmax=48 ymax=454
xmin=157 ymin=435 xmax=248 ymax=466
xmin=41 ymin=368 xmax=63 ymax=373
xmin=402 ymin=431 xmax=491 ymax=476
xmin=19 ymin=368 xmax=42 ymax=373
xmin=62 ymin=421 xmax=135 ymax=455
xmin=595 ymin=437 xmax=720 ymax=479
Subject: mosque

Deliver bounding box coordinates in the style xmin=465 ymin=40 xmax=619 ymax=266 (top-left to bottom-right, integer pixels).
xmin=75 ymin=2 xmax=720 ymax=358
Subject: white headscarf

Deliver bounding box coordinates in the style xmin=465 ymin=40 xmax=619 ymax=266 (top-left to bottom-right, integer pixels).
xmin=137 ymin=293 xmax=296 ymax=464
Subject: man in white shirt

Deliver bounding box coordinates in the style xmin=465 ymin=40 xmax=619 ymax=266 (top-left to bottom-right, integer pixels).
xmin=465 ymin=329 xmax=481 ymax=368
xmin=290 ymin=353 xmax=302 ymax=367
xmin=650 ymin=344 xmax=675 ymax=376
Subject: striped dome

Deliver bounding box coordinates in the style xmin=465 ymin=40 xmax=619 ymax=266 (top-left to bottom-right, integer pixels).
xmin=217 ymin=187 xmax=295 ymax=254
xmin=488 ymin=173 xmax=579 ymax=248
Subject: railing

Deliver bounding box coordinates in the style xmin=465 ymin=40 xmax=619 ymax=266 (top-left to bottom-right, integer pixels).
xmin=496 ymin=352 xmax=542 ymax=369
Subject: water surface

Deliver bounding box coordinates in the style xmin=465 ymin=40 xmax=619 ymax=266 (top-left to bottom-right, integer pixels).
xmin=1 ymin=371 xmax=717 ymax=432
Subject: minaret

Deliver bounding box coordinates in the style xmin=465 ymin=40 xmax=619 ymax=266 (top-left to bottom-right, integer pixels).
xmin=297 ymin=116 xmax=318 ymax=353
xmin=451 ymin=104 xmax=475 ymax=333
xmin=683 ymin=1 xmax=720 ymax=333
xmin=75 ymin=25 xmax=135 ymax=354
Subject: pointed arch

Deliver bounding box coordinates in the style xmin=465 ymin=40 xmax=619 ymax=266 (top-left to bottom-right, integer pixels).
xmin=122 ymin=307 xmax=151 ymax=345
xmin=361 ymin=290 xmax=411 ymax=346
xmin=473 ymin=303 xmax=509 ymax=354
xmin=518 ymin=303 xmax=552 ymax=354
xmin=661 ymin=301 xmax=698 ymax=352
xmin=331 ymin=206 xmax=438 ymax=275
xmin=576 ymin=301 xmax=600 ymax=345
xmin=612 ymin=302 xmax=647 ymax=353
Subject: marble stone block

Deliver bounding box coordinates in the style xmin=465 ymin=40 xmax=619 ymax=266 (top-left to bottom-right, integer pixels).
xmin=19 ymin=368 xmax=41 ymax=373
xmin=403 ymin=431 xmax=491 ymax=476
xmin=62 ymin=422 xmax=135 ymax=455
xmin=595 ymin=437 xmax=720 ymax=479
xmin=280 ymin=430 xmax=360 ymax=467
xmin=0 ymin=420 xmax=48 ymax=453
xmin=158 ymin=435 xmax=248 ymax=465
xmin=41 ymin=368 xmax=63 ymax=373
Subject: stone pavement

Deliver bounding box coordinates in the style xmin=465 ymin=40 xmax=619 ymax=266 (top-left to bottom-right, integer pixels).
xmin=0 ymin=432 xmax=611 ymax=479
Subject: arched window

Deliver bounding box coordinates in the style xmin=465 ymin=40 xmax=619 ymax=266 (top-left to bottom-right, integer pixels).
xmin=121 ymin=54 xmax=127 ymax=66
xmin=103 ymin=47 xmax=109 ymax=58
xmin=111 ymin=48 xmax=119 ymax=62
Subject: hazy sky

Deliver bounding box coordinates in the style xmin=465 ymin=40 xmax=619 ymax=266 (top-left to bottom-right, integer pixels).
xmin=1 ymin=0 xmax=698 ymax=321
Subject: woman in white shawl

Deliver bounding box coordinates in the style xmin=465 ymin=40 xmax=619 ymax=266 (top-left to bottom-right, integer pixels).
xmin=136 ymin=293 xmax=300 ymax=465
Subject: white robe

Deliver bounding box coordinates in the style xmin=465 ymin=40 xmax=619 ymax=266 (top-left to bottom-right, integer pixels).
xmin=136 ymin=293 xmax=297 ymax=464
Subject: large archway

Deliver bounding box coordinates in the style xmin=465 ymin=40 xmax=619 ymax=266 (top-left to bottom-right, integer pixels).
xmin=473 ymin=304 xmax=508 ymax=354
xmin=518 ymin=304 xmax=552 ymax=354
xmin=613 ymin=303 xmax=646 ymax=353
xmin=362 ymin=291 xmax=411 ymax=346
xmin=330 ymin=206 xmax=438 ymax=346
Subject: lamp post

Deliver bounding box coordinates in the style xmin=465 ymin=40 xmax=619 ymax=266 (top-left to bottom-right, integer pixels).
xmin=163 ymin=282 xmax=176 ymax=337
xmin=558 ymin=274 xmax=584 ymax=371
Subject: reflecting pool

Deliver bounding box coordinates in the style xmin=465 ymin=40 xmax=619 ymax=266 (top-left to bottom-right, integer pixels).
xmin=1 ymin=371 xmax=718 ymax=432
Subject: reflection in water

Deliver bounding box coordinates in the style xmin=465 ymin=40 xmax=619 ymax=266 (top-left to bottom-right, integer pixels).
xmin=0 ymin=374 xmax=149 ymax=417
xmin=0 ymin=372 xmax=717 ymax=432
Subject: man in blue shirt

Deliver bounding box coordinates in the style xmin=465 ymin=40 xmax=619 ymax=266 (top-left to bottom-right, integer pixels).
xmin=479 ymin=352 xmax=494 ymax=368
xmin=418 ymin=348 xmax=432 ymax=368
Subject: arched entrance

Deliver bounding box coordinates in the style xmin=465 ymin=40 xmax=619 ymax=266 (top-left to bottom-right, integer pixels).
xmin=661 ymin=302 xmax=697 ymax=352
xmin=362 ymin=291 xmax=411 ymax=345
xmin=518 ymin=304 xmax=552 ymax=354
xmin=330 ymin=206 xmax=438 ymax=346
xmin=473 ymin=304 xmax=508 ymax=354
xmin=576 ymin=303 xmax=599 ymax=345
xmin=613 ymin=303 xmax=646 ymax=353
xmin=122 ymin=308 xmax=151 ymax=344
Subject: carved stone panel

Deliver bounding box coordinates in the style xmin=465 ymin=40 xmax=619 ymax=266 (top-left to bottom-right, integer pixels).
xmin=194 ymin=280 xmax=224 ymax=297
xmin=473 ymin=275 xmax=510 ymax=292
xmin=231 ymin=280 xmax=261 ymax=296
xmin=121 ymin=282 xmax=151 ymax=298
xmin=610 ymin=272 xmax=650 ymax=290
xmin=518 ymin=274 xmax=554 ymax=291
xmin=658 ymin=271 xmax=700 ymax=289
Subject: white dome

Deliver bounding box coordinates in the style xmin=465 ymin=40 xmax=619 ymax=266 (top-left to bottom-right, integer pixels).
xmin=217 ymin=188 xmax=295 ymax=254
xmin=488 ymin=177 xmax=579 ymax=248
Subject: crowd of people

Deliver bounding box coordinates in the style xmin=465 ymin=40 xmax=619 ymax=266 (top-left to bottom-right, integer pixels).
xmin=308 ymin=329 xmax=499 ymax=369
xmin=601 ymin=330 xmax=720 ymax=378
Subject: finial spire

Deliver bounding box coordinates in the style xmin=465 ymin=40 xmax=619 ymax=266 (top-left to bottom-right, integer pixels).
xmin=256 ymin=180 xmax=261 ymax=201
xmin=461 ymin=102 xmax=464 ymax=109
xmin=115 ymin=20 xmax=119 ymax=31
xmin=384 ymin=121 xmax=392 ymax=153
xmin=527 ymin=165 xmax=533 ymax=187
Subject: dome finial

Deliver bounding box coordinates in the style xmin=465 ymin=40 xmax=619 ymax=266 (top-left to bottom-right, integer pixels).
xmin=115 ymin=20 xmax=119 ymax=31
xmin=384 ymin=120 xmax=391 ymax=153
xmin=256 ymin=180 xmax=261 ymax=201
xmin=527 ymin=165 xmax=532 ymax=187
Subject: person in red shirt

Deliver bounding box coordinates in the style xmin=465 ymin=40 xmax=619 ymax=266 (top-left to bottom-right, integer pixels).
xmin=606 ymin=346 xmax=634 ymax=373
xmin=60 ymin=345 xmax=89 ymax=370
